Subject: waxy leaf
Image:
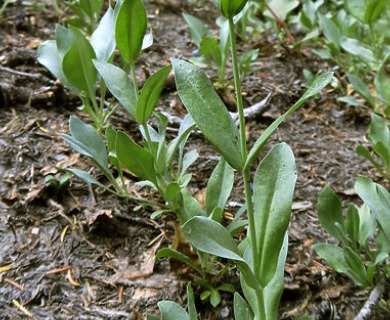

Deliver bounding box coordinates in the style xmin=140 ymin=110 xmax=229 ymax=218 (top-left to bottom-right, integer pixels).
xmin=341 ymin=37 xmax=375 ymax=66
xmin=317 ymin=186 xmax=344 ymax=241
xmin=253 ymin=143 xmax=296 ymax=287
xmin=115 ymin=0 xmax=147 ymax=63
xmin=245 ymin=72 xmax=333 ymax=170
xmin=215 ymin=0 xmax=249 ymax=18
xmin=60 ymin=116 xmax=108 ymax=172
xmin=155 ymin=248 xmax=202 ymax=274
xmin=356 ymin=176 xmax=390 ymax=242
xmin=234 ymin=293 xmax=252 ymax=320
xmin=264 ymin=0 xmax=300 ymax=21
xmin=62 ymin=26 xmax=97 ymax=99
xmin=93 ymin=60 xmax=137 ymax=120
xmin=157 ymin=301 xmax=190 ymax=320
xmin=137 ymin=65 xmax=172 ymax=124
xmin=116 ymin=131 xmax=157 ymax=184
xmin=182 ymin=13 xmax=211 ymax=46
xmin=183 ymin=216 xmax=244 ymax=261
xmin=90 ymin=6 xmax=116 ymax=62
xmin=172 ymin=58 xmax=242 ymax=170
xmin=206 ymin=157 xmax=234 ymax=215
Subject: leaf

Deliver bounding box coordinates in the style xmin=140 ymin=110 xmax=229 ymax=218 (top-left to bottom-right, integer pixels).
xmin=375 ymin=68 xmax=390 ymax=105
xmin=187 ymin=283 xmax=198 ymax=320
xmin=343 ymin=247 xmax=370 ymax=286
xmin=172 ymin=58 xmax=242 ymax=170
xmin=181 ymin=149 xmax=198 ymax=176
xmin=60 ymin=116 xmax=108 ymax=172
xmin=347 ymin=73 xmax=373 ymax=105
xmin=116 ymin=131 xmax=157 ymax=184
xmin=182 ymin=13 xmax=211 ymax=46
xmin=318 ymin=13 xmax=341 ymax=49
xmin=183 ymin=216 xmax=244 ymax=261
xmin=90 ymin=6 xmax=116 ymax=62
xmin=356 ymin=176 xmax=390 ymax=242
xmin=358 ymin=204 xmax=377 ymax=246
xmin=137 ymin=65 xmax=172 ymax=124
xmin=346 ymin=0 xmax=366 ymax=22
xmin=93 ymin=60 xmax=137 ymax=120
xmin=37 ymin=40 xmax=73 ymax=90
xmin=345 ymin=204 xmax=360 ymax=245
xmin=155 ymin=248 xmax=202 ymax=274
xmin=206 ymin=157 xmax=234 ymax=215
xmin=234 ymin=293 xmax=252 ymax=320
xmin=252 ymin=143 xmax=296 ymax=287
xmin=264 ymin=0 xmax=300 ymax=21
xmin=369 ymin=113 xmax=390 ymax=150
xmin=365 ymin=0 xmax=387 ymax=23
xmin=67 ymin=168 xmax=107 ymax=189
xmin=216 ymin=0 xmax=249 ymax=17
xmin=245 ymin=72 xmax=333 ymax=170
xmin=341 ymin=37 xmax=376 ymax=66
xmin=199 ymin=37 xmax=222 ymax=67
xmin=317 ymin=186 xmax=344 ymax=241
xmin=210 ymin=290 xmax=221 ymax=307
xmin=62 ymin=26 xmax=97 ymax=99
xmin=157 ymin=301 xmax=190 ymax=320
xmin=115 ymin=0 xmax=147 ymax=63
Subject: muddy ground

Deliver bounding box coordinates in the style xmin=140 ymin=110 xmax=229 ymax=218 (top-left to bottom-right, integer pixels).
xmin=0 ymin=1 xmax=389 ymax=319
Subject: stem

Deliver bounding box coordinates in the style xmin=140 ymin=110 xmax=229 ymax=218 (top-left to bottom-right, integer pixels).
xmin=229 ymin=15 xmax=266 ymax=320
xmin=130 ymin=63 xmax=140 ymax=100
xmin=228 ymin=16 xmax=247 ymax=161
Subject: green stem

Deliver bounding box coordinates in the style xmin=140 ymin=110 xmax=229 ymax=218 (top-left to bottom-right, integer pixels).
xmin=130 ymin=63 xmax=140 ymax=100
xmin=228 ymin=16 xmax=247 ymax=161
xmin=229 ymin=15 xmax=266 ymax=320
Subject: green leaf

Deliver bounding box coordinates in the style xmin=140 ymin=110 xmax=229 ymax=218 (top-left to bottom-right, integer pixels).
xmin=60 ymin=116 xmax=108 ymax=172
xmin=245 ymin=72 xmax=333 ymax=170
xmin=365 ymin=0 xmax=387 ymax=23
xmin=369 ymin=113 xmax=390 ymax=151
xmin=341 ymin=37 xmax=376 ymax=66
xmin=181 ymin=149 xmax=198 ymax=176
xmin=356 ymin=176 xmax=390 ymax=242
xmin=137 ymin=65 xmax=172 ymax=124
xmin=234 ymin=293 xmax=252 ymax=320
xmin=346 ymin=0 xmax=366 ymax=22
xmin=199 ymin=37 xmax=222 ymax=67
xmin=183 ymin=216 xmax=244 ymax=261
xmin=172 ymin=58 xmax=242 ymax=170
xmin=253 ymin=143 xmax=296 ymax=287
xmin=317 ymin=186 xmax=344 ymax=241
xmin=67 ymin=168 xmax=107 ymax=189
xmin=155 ymin=248 xmax=202 ymax=274
xmin=356 ymin=145 xmax=382 ymax=173
xmin=93 ymin=60 xmax=137 ymax=120
xmin=62 ymin=26 xmax=97 ymax=100
xmin=37 ymin=40 xmax=73 ymax=91
xmin=375 ymin=68 xmax=390 ymax=106
xmin=90 ymin=6 xmax=116 ymax=62
xmin=182 ymin=13 xmax=211 ymax=46
xmin=187 ymin=283 xmax=198 ymax=320
xmin=343 ymin=247 xmax=370 ymax=286
xmin=210 ymin=290 xmax=221 ymax=307
xmin=206 ymin=157 xmax=234 ymax=215
xmin=345 ymin=204 xmax=360 ymax=245
xmin=318 ymin=13 xmax=341 ymax=49
xmin=358 ymin=204 xmax=377 ymax=246
xmin=116 ymin=131 xmax=157 ymax=184
xmin=215 ymin=0 xmax=249 ymax=17
xmin=264 ymin=0 xmax=300 ymax=21
xmin=157 ymin=301 xmax=190 ymax=320
xmin=347 ymin=73 xmax=373 ymax=105
xmin=115 ymin=0 xmax=147 ymax=63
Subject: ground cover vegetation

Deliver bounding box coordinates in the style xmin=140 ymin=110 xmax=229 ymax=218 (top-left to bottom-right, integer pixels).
xmin=0 ymin=0 xmax=389 ymax=319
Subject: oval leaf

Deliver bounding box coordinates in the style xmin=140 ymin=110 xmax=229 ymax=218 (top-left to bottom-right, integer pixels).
xmin=172 ymin=58 xmax=242 ymax=170
xmin=253 ymin=143 xmax=297 ymax=287
xmin=115 ymin=0 xmax=147 ymax=63
xmin=183 ymin=216 xmax=244 ymax=261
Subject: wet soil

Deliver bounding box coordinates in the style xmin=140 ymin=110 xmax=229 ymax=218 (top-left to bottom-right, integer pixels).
xmin=1 ymin=1 xmax=389 ymax=319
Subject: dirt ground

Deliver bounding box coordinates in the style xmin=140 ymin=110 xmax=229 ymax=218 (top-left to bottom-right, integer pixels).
xmin=0 ymin=1 xmax=389 ymax=319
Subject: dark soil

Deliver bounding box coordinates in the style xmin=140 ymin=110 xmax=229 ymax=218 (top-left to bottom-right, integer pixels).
xmin=1 ymin=1 xmax=389 ymax=319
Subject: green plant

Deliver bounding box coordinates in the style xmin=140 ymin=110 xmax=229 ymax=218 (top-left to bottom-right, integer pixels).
xmin=0 ymin=0 xmax=16 ymax=18
xmin=356 ymin=113 xmax=390 ymax=181
xmin=65 ymin=0 xmax=105 ymax=34
xmin=153 ymin=0 xmax=333 ymax=317
xmin=314 ymin=176 xmax=390 ymax=287
xmin=37 ymin=0 xmax=153 ymax=134
xmin=183 ymin=13 xmax=259 ymax=88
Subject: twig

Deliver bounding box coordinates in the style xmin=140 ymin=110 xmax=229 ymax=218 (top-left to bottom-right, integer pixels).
xmin=0 ymin=66 xmax=55 ymax=84
xmin=230 ymin=93 xmax=272 ymax=124
xmin=354 ymin=278 xmax=386 ymax=320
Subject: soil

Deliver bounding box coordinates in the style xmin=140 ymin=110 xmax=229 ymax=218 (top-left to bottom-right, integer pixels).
xmin=0 ymin=1 xmax=389 ymax=320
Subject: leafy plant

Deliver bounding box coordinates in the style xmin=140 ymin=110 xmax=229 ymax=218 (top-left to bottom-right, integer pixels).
xmin=154 ymin=0 xmax=333 ymax=317
xmin=65 ymin=0 xmax=105 ymax=34
xmin=37 ymin=0 xmax=153 ymax=134
xmin=356 ymin=113 xmax=390 ymax=181
xmin=183 ymin=13 xmax=259 ymax=88
xmin=314 ymin=177 xmax=390 ymax=288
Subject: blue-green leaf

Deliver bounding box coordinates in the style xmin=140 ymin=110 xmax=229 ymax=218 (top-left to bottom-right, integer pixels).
xmin=252 ymin=143 xmax=296 ymax=287
xmin=172 ymin=58 xmax=242 ymax=170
